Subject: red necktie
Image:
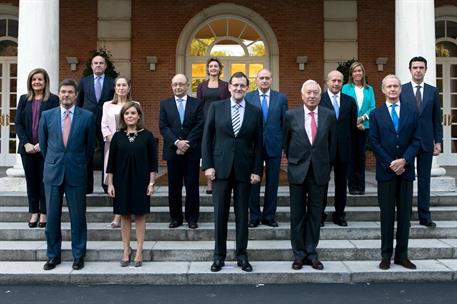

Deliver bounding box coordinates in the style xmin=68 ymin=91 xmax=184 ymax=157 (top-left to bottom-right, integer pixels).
xmin=309 ymin=111 xmax=317 ymax=144
xmin=63 ymin=110 xmax=71 ymax=147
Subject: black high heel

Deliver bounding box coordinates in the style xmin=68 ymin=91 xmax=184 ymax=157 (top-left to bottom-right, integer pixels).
xmin=120 ymin=247 xmax=132 ymax=267
xmin=28 ymin=221 xmax=38 ymax=228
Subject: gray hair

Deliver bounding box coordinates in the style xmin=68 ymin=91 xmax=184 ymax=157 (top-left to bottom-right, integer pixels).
xmin=381 ymin=74 xmax=401 ymax=89
xmin=301 ymin=79 xmax=322 ymax=95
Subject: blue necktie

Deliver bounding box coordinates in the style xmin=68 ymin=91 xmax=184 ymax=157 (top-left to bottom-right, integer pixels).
xmin=332 ymin=95 xmax=339 ymax=119
xmin=177 ymin=98 xmax=185 ymax=124
xmin=261 ymin=94 xmax=268 ymax=125
xmin=390 ymin=104 xmax=399 ymax=133
xmin=95 ymin=76 xmax=102 ymax=102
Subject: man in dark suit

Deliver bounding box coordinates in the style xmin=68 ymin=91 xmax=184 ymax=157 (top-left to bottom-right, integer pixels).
xmin=76 ymin=54 xmax=115 ymax=193
xmin=39 ymin=79 xmax=95 ymax=271
xmin=160 ymin=74 xmax=204 ymax=229
xmin=245 ymin=69 xmax=288 ymax=228
xmin=283 ymin=80 xmax=336 ymax=271
xmin=202 ymin=72 xmax=263 ymax=272
xmin=320 ymin=70 xmax=357 ymax=227
xmin=400 ymin=56 xmax=443 ymax=228
xmin=370 ymin=74 xmax=420 ymax=270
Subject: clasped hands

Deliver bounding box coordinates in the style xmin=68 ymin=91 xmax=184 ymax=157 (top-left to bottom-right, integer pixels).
xmin=390 ymin=158 xmax=406 ymax=176
xmin=204 ymin=168 xmax=261 ymax=184
xmin=24 ymin=143 xmax=40 ymax=154
xmin=176 ymin=140 xmax=190 ymax=155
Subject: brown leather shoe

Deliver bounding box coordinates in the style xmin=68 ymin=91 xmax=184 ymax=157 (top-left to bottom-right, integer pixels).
xmin=379 ymin=258 xmax=391 ymax=270
xmin=394 ymin=258 xmax=416 ymax=269
xmin=292 ymin=259 xmax=304 ymax=270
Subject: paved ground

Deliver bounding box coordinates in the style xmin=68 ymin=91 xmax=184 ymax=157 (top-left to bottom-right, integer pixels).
xmin=1 ymin=282 xmax=456 ymax=304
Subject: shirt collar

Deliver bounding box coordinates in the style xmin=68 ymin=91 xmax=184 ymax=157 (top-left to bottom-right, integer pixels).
xmin=411 ymin=81 xmax=424 ymax=88
xmin=327 ymin=90 xmax=340 ymax=98
xmin=94 ymin=74 xmax=105 ymax=80
xmin=258 ymin=89 xmax=271 ymax=97
xmin=61 ymin=105 xmax=75 ymax=114
xmin=175 ymin=95 xmax=187 ymax=102
xmin=231 ymin=98 xmax=245 ymax=108
xmin=385 ymin=100 xmax=400 ymax=107
xmin=303 ymin=105 xmax=318 ymax=114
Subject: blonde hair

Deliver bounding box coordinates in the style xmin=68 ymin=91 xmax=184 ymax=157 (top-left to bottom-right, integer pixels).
xmin=347 ymin=62 xmax=368 ymax=88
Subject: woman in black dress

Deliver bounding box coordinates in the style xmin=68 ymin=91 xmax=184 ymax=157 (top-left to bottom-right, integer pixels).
xmin=106 ymin=102 xmax=158 ymax=267
xmin=196 ymin=57 xmax=230 ymax=194
xmin=15 ymin=68 xmax=59 ymax=228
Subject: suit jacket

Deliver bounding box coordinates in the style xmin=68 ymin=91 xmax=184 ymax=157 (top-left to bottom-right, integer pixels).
xmin=76 ymin=75 xmax=114 ymax=137
xmin=245 ymin=89 xmax=288 ymax=158
xmin=342 ymin=83 xmax=376 ymax=129
xmin=202 ymin=99 xmax=263 ymax=181
xmin=400 ymin=82 xmax=443 ymax=152
xmin=319 ymin=92 xmax=357 ymax=162
xmin=15 ymin=93 xmax=60 ymax=154
xmin=369 ymin=102 xmax=420 ymax=182
xmin=159 ymin=96 xmax=204 ymax=161
xmin=196 ymin=79 xmax=231 ymax=103
xmin=283 ymin=106 xmax=337 ymax=186
xmin=39 ymin=106 xmax=96 ymax=187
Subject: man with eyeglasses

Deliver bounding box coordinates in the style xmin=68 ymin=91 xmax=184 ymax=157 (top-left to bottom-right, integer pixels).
xmin=159 ymin=74 xmax=204 ymax=229
xmin=245 ymin=69 xmax=288 ymax=228
xmin=202 ymin=71 xmax=263 ymax=272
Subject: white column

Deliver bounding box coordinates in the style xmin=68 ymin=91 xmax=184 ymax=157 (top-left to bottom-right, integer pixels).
xmin=395 ymin=0 xmax=446 ymax=176
xmin=6 ymin=0 xmax=59 ymax=177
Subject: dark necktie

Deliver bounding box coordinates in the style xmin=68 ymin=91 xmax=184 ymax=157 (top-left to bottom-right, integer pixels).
xmin=415 ymin=85 xmax=422 ymax=110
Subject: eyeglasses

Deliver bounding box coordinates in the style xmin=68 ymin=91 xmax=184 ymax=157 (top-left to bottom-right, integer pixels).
xmin=230 ymin=84 xmax=247 ymax=89
xmin=172 ymin=82 xmax=187 ymax=87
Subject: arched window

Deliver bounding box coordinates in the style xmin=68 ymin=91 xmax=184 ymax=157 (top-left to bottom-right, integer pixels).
xmin=188 ymin=17 xmax=268 ymax=93
xmin=436 ymin=18 xmax=457 ymax=57
xmin=0 ymin=16 xmax=18 ymax=56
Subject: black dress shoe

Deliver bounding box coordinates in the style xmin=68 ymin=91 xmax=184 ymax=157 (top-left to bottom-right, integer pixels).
xmin=379 ymin=258 xmax=391 ymax=270
xmin=419 ymin=219 xmax=436 ymax=228
xmin=306 ymin=259 xmax=324 ymax=270
xmin=261 ymin=219 xmax=278 ymax=227
xmin=72 ymin=258 xmax=85 ymax=270
xmin=237 ymin=259 xmax=253 ymax=272
xmin=168 ymin=220 xmax=182 ymax=228
xmin=248 ymin=220 xmax=259 ymax=228
xmin=320 ymin=221 xmax=325 ymax=227
xmin=43 ymin=257 xmax=61 ymax=270
xmin=292 ymin=259 xmax=304 ymax=270
xmin=206 ymin=190 xmax=212 ymax=194
xmin=394 ymin=258 xmax=416 ymax=269
xmin=188 ymin=222 xmax=198 ymax=229
xmin=332 ymin=217 xmax=348 ymax=227
xmin=210 ymin=260 xmax=225 ymax=272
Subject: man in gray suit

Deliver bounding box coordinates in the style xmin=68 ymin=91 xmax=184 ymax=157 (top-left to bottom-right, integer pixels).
xmin=39 ymin=79 xmax=95 ymax=271
xmin=245 ymin=69 xmax=288 ymax=228
xmin=283 ymin=80 xmax=336 ymax=271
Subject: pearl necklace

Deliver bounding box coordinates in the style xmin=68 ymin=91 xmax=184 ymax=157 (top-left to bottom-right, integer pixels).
xmin=125 ymin=131 xmax=138 ymax=142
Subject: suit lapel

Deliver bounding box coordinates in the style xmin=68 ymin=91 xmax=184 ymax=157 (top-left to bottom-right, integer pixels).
xmin=297 ymin=108 xmax=311 ymax=146
xmin=380 ymin=104 xmax=396 ymax=133
xmin=65 ymin=107 xmax=80 ymax=148
xmin=224 ymin=100 xmax=235 ymax=136
xmin=183 ymin=96 xmax=192 ymax=124
xmin=89 ymin=76 xmax=97 ymax=101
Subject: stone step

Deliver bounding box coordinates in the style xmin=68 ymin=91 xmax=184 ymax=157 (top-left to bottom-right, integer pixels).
xmin=2 ymin=206 xmax=457 ymax=222
xmin=0 ymin=259 xmax=455 ymax=285
xmin=0 ymin=239 xmax=456 ymax=262
xmin=1 ymin=191 xmax=456 ymax=207
xmin=0 ymin=221 xmax=456 ymax=241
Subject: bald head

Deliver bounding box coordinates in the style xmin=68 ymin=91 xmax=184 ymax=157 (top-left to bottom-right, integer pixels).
xmin=256 ymin=69 xmax=273 ymax=93
xmin=326 ymin=70 xmax=343 ymax=95
xmin=171 ymin=74 xmax=189 ymax=98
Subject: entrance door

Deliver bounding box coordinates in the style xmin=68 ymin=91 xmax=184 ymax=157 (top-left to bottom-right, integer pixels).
xmin=436 ymin=59 xmax=457 ymax=165
xmin=0 ymin=58 xmax=17 ymax=166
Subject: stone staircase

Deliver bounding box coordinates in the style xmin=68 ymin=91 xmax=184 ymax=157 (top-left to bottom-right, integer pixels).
xmin=0 ymin=184 xmax=457 ymax=285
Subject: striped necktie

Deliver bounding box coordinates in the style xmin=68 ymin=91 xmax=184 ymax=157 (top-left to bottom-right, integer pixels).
xmin=232 ymin=103 xmax=241 ymax=136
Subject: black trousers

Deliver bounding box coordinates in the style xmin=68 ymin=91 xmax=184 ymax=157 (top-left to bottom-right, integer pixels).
xmin=378 ymin=177 xmax=413 ymax=260
xmin=322 ymin=155 xmax=349 ymax=220
xmin=349 ymin=129 xmax=368 ymax=192
xmin=290 ymin=166 xmax=325 ymax=261
xmin=21 ymin=152 xmax=46 ymax=214
xmin=213 ymin=172 xmax=250 ymax=261
xmin=167 ymin=158 xmax=200 ymax=224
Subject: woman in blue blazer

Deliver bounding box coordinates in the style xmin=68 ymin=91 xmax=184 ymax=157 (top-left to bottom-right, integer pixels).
xmin=342 ymin=62 xmax=376 ymax=195
xmin=15 ymin=68 xmax=59 ymax=227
